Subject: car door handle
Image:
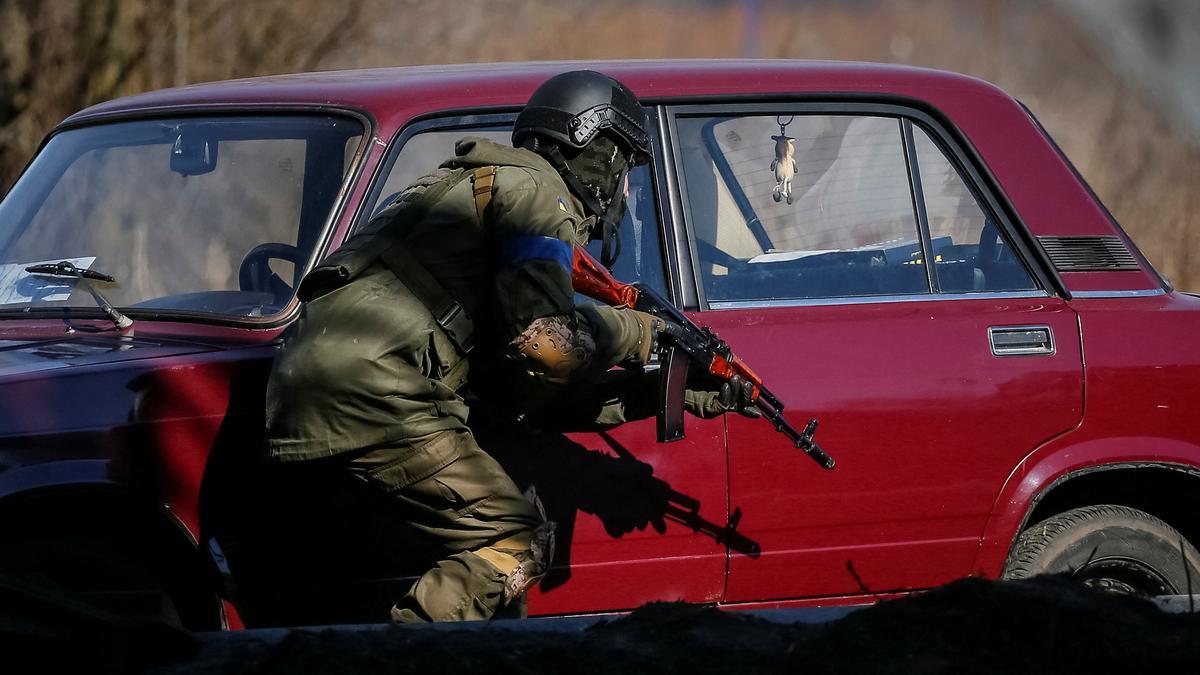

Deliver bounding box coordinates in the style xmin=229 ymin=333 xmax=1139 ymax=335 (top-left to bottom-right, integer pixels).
xmin=988 ymin=325 xmax=1055 ymax=356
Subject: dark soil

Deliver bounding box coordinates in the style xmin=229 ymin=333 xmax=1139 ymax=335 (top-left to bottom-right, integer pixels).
xmin=150 ymin=576 xmax=1197 ymax=675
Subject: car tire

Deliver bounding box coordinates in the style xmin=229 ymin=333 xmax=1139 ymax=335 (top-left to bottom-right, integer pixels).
xmin=1002 ymin=504 xmax=1200 ymax=596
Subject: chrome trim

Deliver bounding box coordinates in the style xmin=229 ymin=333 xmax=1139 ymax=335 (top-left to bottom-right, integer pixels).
xmin=988 ymin=324 xmax=1055 ymax=357
xmin=663 ymin=107 xmax=703 ymax=309
xmin=900 ymin=118 xmax=938 ymax=293
xmin=1070 ymin=289 xmax=1166 ymax=299
xmin=656 ymin=106 xmax=695 ymax=308
xmin=706 ymin=290 xmax=1049 ymax=310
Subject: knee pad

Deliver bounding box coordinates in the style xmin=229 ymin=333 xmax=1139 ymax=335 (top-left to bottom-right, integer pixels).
xmin=470 ymin=488 xmax=557 ymax=606
xmin=501 ymin=519 xmax=555 ymax=604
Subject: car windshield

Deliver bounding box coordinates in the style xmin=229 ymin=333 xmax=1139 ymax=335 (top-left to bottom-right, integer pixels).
xmin=0 ymin=114 xmax=363 ymax=319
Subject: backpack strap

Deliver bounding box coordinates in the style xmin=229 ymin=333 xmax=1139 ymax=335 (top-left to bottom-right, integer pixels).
xmin=471 ymin=166 xmax=497 ymax=220
xmin=379 ymin=243 xmax=475 ymax=355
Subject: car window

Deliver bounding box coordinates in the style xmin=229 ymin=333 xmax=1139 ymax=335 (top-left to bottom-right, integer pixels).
xmin=912 ymin=126 xmax=1037 ymax=293
xmin=367 ymin=129 xmax=511 ymax=218
xmin=367 ymin=125 xmax=667 ymax=296
xmin=0 ymin=115 xmax=363 ymax=317
xmin=675 ymin=114 xmax=929 ymax=304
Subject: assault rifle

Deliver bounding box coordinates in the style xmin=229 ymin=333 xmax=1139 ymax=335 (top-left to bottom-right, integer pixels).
xmin=573 ymin=245 xmax=836 ymax=470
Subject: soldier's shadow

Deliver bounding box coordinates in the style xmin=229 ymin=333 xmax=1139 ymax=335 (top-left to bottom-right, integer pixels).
xmin=475 ymin=420 xmax=760 ymax=592
xmin=203 ymin=405 xmax=758 ymax=625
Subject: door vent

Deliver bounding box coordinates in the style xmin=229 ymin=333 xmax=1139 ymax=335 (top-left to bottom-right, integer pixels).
xmin=1038 ymin=236 xmax=1139 ymax=271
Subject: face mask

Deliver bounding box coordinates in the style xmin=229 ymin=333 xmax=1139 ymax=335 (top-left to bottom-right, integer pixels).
xmin=529 ymin=133 xmax=631 ymax=268
xmin=562 ymin=136 xmax=629 ymax=215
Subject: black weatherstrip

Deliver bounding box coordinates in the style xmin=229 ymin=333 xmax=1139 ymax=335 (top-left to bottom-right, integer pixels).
xmin=901 ymin=118 xmax=938 ymax=293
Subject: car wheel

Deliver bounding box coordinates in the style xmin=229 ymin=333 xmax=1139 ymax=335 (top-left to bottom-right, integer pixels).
xmin=1002 ymin=504 xmax=1200 ymax=596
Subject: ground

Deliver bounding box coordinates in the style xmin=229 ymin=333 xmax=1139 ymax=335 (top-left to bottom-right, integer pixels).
xmin=129 ymin=575 xmax=1198 ymax=675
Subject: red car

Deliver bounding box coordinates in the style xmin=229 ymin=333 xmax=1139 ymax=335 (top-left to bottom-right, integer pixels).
xmin=1 ymin=61 xmax=1197 ymax=630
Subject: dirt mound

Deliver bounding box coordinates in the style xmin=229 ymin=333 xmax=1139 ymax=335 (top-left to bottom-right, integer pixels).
xmin=799 ymin=576 xmax=1197 ymax=673
xmin=154 ymin=576 xmax=1197 ymax=674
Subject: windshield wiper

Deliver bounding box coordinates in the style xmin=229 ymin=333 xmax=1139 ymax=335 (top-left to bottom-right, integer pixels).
xmin=25 ymin=260 xmax=116 ymax=283
xmin=25 ymin=261 xmax=133 ymax=330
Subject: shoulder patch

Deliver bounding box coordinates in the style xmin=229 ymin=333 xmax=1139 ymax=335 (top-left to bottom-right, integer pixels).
xmin=557 ymin=197 xmax=569 ymax=212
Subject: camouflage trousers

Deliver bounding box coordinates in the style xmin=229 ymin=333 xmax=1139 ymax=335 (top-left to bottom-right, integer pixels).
xmin=345 ymin=429 xmax=547 ymax=623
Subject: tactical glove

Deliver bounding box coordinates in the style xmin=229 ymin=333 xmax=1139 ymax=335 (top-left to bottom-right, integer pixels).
xmin=628 ymin=309 xmax=669 ymax=365
xmin=718 ymin=375 xmax=763 ymax=418
xmin=684 ymin=374 xmax=763 ymax=419
xmin=574 ymin=304 xmax=674 ymax=370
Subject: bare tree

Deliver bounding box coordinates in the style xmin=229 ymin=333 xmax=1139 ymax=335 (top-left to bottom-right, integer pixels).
xmin=0 ymin=0 xmax=366 ymax=193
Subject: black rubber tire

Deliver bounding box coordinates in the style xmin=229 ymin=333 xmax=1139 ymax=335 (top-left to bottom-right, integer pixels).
xmin=1002 ymin=504 xmax=1200 ymax=596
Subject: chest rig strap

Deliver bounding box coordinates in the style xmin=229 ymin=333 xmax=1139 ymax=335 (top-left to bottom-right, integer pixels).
xmin=378 ymin=166 xmax=498 ymax=359
xmin=379 ymin=244 xmax=477 ymax=355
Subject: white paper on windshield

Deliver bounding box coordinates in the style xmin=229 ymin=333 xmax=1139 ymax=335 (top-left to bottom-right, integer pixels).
xmin=0 ymin=257 xmax=98 ymax=306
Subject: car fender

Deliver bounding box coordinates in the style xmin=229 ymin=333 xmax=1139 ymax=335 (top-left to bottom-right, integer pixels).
xmin=0 ymin=458 xmax=204 ymax=566
xmin=972 ymin=435 xmax=1200 ymax=578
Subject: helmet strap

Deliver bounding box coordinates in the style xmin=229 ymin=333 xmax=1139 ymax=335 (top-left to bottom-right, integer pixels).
xmin=598 ymin=164 xmax=627 ymax=268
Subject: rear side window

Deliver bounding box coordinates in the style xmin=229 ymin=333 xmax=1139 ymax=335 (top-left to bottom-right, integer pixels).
xmin=673 ymin=112 xmax=1037 ymax=305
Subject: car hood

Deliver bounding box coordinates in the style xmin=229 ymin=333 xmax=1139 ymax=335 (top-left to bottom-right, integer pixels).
xmin=0 ymin=334 xmax=218 ymax=380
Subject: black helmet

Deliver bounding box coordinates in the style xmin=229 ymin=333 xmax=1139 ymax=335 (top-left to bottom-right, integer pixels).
xmin=513 ymin=70 xmax=651 ymax=166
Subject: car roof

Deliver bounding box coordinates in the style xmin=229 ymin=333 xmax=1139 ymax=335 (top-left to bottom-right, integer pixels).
xmin=65 ymin=59 xmax=1008 ymax=133
xmin=55 ymin=59 xmax=1160 ymax=287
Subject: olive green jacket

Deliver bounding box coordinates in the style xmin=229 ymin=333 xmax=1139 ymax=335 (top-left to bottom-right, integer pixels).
xmin=265 ymin=138 xmax=650 ymax=461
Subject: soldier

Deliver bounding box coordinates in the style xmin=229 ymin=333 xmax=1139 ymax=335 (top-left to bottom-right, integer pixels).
xmin=264 ymin=70 xmax=750 ymax=623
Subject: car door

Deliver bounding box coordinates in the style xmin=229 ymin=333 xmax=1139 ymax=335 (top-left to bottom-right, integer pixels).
xmin=358 ymin=114 xmax=729 ymax=614
xmin=665 ymin=104 xmax=1084 ymax=603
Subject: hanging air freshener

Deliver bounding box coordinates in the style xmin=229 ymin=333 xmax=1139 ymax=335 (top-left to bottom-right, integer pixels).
xmin=770 ymin=115 xmax=796 ymax=205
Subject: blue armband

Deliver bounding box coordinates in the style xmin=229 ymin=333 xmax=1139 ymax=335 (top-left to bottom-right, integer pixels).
xmin=500 ymin=234 xmax=573 ymax=273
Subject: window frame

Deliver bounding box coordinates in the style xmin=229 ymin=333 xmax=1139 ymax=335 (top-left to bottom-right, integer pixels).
xmin=353 ymin=111 xmax=518 ymax=237
xmin=662 ymin=101 xmax=1057 ymax=311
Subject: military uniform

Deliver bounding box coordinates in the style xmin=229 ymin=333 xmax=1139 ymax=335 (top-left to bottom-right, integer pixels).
xmin=264 ymin=138 xmax=656 ymax=622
